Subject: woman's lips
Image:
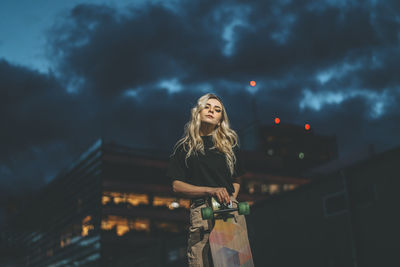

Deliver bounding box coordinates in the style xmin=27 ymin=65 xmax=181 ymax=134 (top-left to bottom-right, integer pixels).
xmin=206 ymin=115 xmax=214 ymax=118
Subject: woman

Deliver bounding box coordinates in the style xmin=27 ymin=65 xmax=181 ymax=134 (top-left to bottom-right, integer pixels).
xmin=166 ymin=93 xmax=248 ymax=266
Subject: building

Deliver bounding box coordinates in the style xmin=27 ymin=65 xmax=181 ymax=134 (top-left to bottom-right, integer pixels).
xmin=247 ymin=144 xmax=399 ymax=266
xmin=2 ymin=139 xmax=186 ymax=266
xmin=240 ymin=122 xmax=338 ymax=175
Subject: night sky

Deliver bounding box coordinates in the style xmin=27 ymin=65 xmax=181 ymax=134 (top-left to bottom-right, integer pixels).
xmin=1 ymin=0 xmax=400 ymax=198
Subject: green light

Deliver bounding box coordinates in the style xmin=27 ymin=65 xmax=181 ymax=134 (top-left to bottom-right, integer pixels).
xmin=298 ymin=152 xmax=305 ymax=159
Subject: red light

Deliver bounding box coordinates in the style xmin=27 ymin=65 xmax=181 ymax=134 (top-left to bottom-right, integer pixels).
xmin=305 ymin=124 xmax=310 ymax=130
xmin=275 ymin=118 xmax=280 ymax=124
xmin=250 ymin=81 xmax=256 ymax=87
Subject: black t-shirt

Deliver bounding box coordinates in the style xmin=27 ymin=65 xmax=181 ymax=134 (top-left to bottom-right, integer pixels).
xmin=166 ymin=135 xmax=245 ymax=195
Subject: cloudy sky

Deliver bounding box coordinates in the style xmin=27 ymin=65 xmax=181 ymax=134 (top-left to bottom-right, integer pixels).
xmin=1 ymin=0 xmax=400 ymax=197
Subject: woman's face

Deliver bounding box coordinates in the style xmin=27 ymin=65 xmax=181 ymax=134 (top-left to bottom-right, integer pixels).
xmin=200 ymin=98 xmax=223 ymax=126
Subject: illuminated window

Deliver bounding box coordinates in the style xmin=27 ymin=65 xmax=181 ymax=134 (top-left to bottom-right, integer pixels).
xmin=101 ymin=215 xmax=150 ymax=236
xmin=153 ymin=196 xmax=190 ymax=210
xmin=153 ymin=196 xmax=176 ymax=208
xmin=60 ymin=236 xmax=71 ymax=248
xmin=248 ymin=183 xmax=255 ymax=194
xmin=102 ymin=195 xmax=111 ymax=205
xmin=60 ymin=223 xmax=81 ymax=248
xmin=269 ymin=184 xmax=280 ymax=194
xmin=82 ymin=215 xmax=92 ymax=224
xmin=283 ymin=184 xmax=297 ymax=191
xmin=129 ymin=218 xmax=150 ymax=232
xmin=126 ymin=193 xmax=149 ymax=206
xmin=179 ymin=199 xmax=190 ymax=209
xmin=102 ymin=192 xmax=149 ymax=206
xmin=82 ymin=215 xmax=94 ymax=237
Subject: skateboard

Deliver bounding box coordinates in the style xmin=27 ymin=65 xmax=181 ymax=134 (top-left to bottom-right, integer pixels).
xmin=201 ymin=197 xmax=254 ymax=267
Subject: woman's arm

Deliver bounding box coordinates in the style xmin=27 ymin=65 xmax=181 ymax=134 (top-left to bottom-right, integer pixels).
xmin=232 ymin=182 xmax=240 ymax=199
xmin=172 ymin=180 xmax=231 ymax=204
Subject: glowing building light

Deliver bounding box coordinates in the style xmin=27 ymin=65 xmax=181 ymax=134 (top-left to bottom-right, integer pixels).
xmin=169 ymin=201 xmax=180 ymax=209
xmin=283 ymin=184 xmax=297 ymax=191
xmin=179 ymin=199 xmax=190 ymax=209
xmin=248 ymin=183 xmax=255 ymax=194
xmin=299 ymin=152 xmax=305 ymax=159
xmin=102 ymin=192 xmax=149 ymax=206
xmin=101 ymin=216 xmax=150 ymax=236
xmin=305 ymin=124 xmax=310 ymax=130
xmin=102 ymin=195 xmax=111 ymax=205
xmin=275 ymin=117 xmax=280 ymax=124
xmin=250 ymin=81 xmax=256 ymax=87
xmin=153 ymin=196 xmax=176 ymax=208
xmin=82 ymin=215 xmax=94 ymax=237
xmin=269 ymin=184 xmax=280 ymax=194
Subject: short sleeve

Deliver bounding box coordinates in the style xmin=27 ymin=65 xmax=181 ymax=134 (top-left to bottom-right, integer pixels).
xmin=166 ymin=144 xmax=189 ymax=184
xmin=232 ymin=146 xmax=245 ymax=183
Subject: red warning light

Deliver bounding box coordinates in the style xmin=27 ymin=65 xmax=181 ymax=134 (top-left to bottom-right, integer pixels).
xmin=250 ymin=81 xmax=256 ymax=87
xmin=275 ymin=118 xmax=280 ymax=124
xmin=305 ymin=124 xmax=310 ymax=130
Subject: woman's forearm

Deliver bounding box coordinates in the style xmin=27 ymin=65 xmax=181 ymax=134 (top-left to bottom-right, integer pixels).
xmin=172 ymin=180 xmax=240 ymax=203
xmin=233 ymin=183 xmax=240 ymax=199
xmin=172 ymin=180 xmax=211 ymax=198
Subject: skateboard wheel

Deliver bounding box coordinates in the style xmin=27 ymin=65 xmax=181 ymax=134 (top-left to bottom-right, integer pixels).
xmin=201 ymin=207 xmax=213 ymax=220
xmin=238 ymin=202 xmax=250 ymax=215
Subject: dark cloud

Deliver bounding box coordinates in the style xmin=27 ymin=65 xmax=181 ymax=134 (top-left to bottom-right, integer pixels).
xmin=0 ymin=59 xmax=98 ymax=193
xmin=47 ymin=1 xmax=400 ymax=91
xmin=47 ymin=3 xmax=224 ymax=97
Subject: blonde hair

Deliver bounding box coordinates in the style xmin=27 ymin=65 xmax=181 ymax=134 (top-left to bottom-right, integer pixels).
xmin=171 ymin=93 xmax=240 ymax=176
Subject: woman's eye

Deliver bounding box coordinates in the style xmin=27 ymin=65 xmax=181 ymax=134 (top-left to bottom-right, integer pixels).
xmin=204 ymin=106 xmax=221 ymax=112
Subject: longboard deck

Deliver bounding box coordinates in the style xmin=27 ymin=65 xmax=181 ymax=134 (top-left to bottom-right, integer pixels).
xmin=208 ymin=200 xmax=254 ymax=267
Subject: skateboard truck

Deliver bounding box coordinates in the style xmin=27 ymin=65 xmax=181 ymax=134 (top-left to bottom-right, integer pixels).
xmin=201 ymin=198 xmax=250 ymax=220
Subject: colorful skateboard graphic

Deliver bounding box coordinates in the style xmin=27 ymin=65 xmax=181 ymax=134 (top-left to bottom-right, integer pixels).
xmin=201 ymin=197 xmax=254 ymax=267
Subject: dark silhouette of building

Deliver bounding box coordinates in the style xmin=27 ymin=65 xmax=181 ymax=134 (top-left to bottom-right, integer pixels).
xmin=248 ymin=144 xmax=399 ymax=267
xmin=240 ymin=122 xmax=338 ymax=175
xmin=2 ymin=139 xmax=187 ymax=266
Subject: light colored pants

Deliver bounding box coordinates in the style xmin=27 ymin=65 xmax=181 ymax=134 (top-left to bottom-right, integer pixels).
xmin=187 ymin=196 xmax=247 ymax=267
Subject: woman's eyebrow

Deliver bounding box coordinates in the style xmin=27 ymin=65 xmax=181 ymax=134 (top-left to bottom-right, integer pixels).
xmin=205 ymin=103 xmax=222 ymax=109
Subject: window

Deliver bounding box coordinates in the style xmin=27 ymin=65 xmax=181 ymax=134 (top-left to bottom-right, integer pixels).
xmin=102 ymin=191 xmax=149 ymax=206
xmin=323 ymin=191 xmax=347 ymax=217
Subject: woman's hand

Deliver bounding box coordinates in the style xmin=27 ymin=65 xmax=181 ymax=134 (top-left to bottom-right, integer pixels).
xmin=208 ymin=187 xmax=230 ymax=204
xmin=171 ymin=180 xmax=231 ymax=204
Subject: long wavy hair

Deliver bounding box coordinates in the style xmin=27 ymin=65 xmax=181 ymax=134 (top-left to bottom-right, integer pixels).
xmin=171 ymin=93 xmax=240 ymax=176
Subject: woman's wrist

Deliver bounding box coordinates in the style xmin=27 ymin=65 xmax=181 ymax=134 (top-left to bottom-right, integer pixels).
xmin=203 ymin=186 xmax=212 ymax=196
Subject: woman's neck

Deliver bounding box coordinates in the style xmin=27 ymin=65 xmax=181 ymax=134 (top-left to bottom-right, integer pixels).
xmin=200 ymin=123 xmax=215 ymax=136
